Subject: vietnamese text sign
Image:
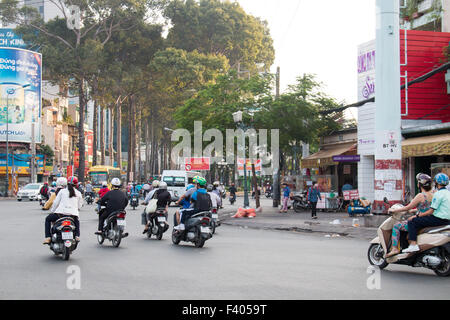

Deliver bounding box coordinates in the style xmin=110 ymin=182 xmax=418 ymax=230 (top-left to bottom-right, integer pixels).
xmin=0 ymin=29 xmax=26 ymax=49
xmin=185 ymin=157 xmax=210 ymax=171
xmin=343 ymin=190 xmax=360 ymax=200
xmin=332 ymin=155 xmax=361 ymax=162
xmin=0 ymin=48 xmax=42 ymax=143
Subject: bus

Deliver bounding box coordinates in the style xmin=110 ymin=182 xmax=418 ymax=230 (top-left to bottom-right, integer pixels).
xmin=87 ymin=166 xmax=122 ymax=192
xmin=161 ymin=170 xmax=202 ymax=205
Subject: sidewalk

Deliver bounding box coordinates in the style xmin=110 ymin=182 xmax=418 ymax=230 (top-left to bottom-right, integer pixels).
xmin=218 ymin=198 xmax=379 ymax=241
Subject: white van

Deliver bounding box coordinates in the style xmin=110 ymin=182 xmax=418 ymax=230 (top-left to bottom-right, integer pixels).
xmin=161 ymin=170 xmax=202 ymax=205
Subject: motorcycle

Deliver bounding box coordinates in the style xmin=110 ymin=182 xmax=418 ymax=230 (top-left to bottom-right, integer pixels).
xmin=367 ymin=198 xmax=450 ymax=277
xmin=229 ymin=194 xmax=236 ymax=205
xmin=130 ymin=194 xmax=139 ymax=210
xmin=172 ymin=211 xmax=213 ymax=248
xmin=210 ymin=208 xmax=220 ymax=234
xmin=47 ymin=216 xmax=78 ymax=260
xmin=145 ymin=208 xmax=169 ymax=240
xmin=292 ymin=191 xmax=309 ymax=213
xmin=85 ymin=192 xmax=94 ymax=205
xmin=97 ymin=207 xmax=129 ymax=248
xmin=265 ymin=190 xmax=272 ymax=198
xmin=38 ymin=194 xmax=46 ymax=207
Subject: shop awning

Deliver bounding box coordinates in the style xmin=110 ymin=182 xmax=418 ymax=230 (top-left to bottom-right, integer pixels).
xmin=301 ymin=143 xmax=357 ymax=168
xmin=402 ymin=133 xmax=450 ymax=158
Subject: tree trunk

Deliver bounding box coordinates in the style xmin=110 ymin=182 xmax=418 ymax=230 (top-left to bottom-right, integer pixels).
xmin=108 ymin=105 xmax=114 ymax=167
xmin=137 ymin=108 xmax=142 ymax=182
xmin=127 ymin=106 xmax=132 ymax=183
xmin=77 ymin=80 xmax=86 ymax=183
xmin=92 ymin=99 xmax=98 ymax=167
xmin=100 ymin=106 xmax=105 ymax=165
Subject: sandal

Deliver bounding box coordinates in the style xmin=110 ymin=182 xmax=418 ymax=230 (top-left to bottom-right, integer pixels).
xmin=385 ymin=248 xmax=400 ymax=258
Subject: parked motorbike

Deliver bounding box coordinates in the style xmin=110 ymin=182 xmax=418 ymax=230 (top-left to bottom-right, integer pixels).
xmin=130 ymin=194 xmax=139 ymax=210
xmin=145 ymin=208 xmax=169 ymax=240
xmin=97 ymin=207 xmax=129 ymax=248
xmin=172 ymin=211 xmax=213 ymax=248
xmin=210 ymin=208 xmax=220 ymax=234
xmin=292 ymin=191 xmax=309 ymax=213
xmin=47 ymin=216 xmax=78 ymax=260
xmin=368 ymin=198 xmax=450 ymax=277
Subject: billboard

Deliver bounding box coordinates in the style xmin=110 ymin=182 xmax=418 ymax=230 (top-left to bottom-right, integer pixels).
xmin=184 ymin=157 xmax=210 ymax=171
xmin=0 ymin=29 xmax=26 ymax=49
xmin=237 ymin=158 xmax=261 ymax=176
xmin=357 ymin=40 xmax=376 ymax=101
xmin=0 ymin=47 xmax=42 ymax=143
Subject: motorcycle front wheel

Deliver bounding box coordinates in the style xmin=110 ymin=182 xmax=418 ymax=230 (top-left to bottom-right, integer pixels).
xmin=367 ymin=243 xmax=388 ymax=269
xmin=172 ymin=231 xmax=181 ymax=245
xmin=434 ymin=251 xmax=450 ymax=277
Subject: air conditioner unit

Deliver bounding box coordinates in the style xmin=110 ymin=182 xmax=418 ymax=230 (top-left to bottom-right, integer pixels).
xmin=445 ymin=69 xmax=450 ymax=94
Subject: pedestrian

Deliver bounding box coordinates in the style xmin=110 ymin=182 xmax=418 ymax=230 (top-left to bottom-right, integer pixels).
xmin=307 ymin=182 xmax=322 ymax=219
xmin=280 ymin=183 xmax=291 ymax=213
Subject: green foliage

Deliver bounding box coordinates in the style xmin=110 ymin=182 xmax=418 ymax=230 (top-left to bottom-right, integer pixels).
xmin=163 ymin=0 xmax=275 ymax=73
xmin=38 ymin=144 xmax=54 ymax=159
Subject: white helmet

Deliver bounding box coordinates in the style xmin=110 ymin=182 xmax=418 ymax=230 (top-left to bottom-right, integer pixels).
xmin=152 ymin=180 xmax=160 ymax=188
xmin=102 ymin=181 xmax=108 ymax=187
xmin=159 ymin=181 xmax=167 ymax=190
xmin=56 ymin=177 xmax=67 ymax=187
xmin=111 ymin=178 xmax=121 ymax=187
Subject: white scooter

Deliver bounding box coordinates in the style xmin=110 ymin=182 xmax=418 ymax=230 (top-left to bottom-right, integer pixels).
xmin=368 ymin=198 xmax=450 ymax=277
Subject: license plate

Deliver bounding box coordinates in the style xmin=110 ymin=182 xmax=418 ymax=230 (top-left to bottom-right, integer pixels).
xmin=62 ymin=232 xmax=73 ymax=240
xmin=200 ymin=226 xmax=210 ymax=233
xmin=157 ymin=217 xmax=166 ymax=222
xmin=117 ymin=220 xmax=126 ymax=226
xmin=212 ymin=214 xmax=218 ymax=219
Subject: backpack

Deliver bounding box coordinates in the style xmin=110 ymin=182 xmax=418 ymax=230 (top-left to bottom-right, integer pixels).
xmin=194 ymin=192 xmax=212 ymax=212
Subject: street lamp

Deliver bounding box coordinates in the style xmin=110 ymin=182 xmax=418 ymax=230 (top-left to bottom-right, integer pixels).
xmin=233 ymin=110 xmax=250 ymax=208
xmin=3 ymin=83 xmax=31 ymax=197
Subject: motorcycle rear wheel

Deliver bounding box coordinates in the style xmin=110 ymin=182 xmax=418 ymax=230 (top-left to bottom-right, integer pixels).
xmin=172 ymin=231 xmax=181 ymax=245
xmin=112 ymin=225 xmax=122 ymax=248
xmin=62 ymin=246 xmax=70 ymax=261
xmin=195 ymin=237 xmax=206 ymax=248
xmin=367 ymin=244 xmax=388 ymax=269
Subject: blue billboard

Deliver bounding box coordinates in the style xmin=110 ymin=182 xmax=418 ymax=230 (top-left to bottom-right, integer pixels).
xmin=0 ymin=29 xmax=26 ymax=49
xmin=0 ymin=47 xmax=42 ymax=143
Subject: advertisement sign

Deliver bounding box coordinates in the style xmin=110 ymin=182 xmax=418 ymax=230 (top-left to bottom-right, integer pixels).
xmin=343 ymin=190 xmax=360 ymax=200
xmin=184 ymin=157 xmax=210 ymax=171
xmin=332 ymin=155 xmax=361 ymax=162
xmin=237 ymin=158 xmax=261 ymax=176
xmin=0 ymin=29 xmax=26 ymax=48
xmin=357 ymin=40 xmax=376 ymax=101
xmin=0 ymin=48 xmax=42 ymax=143
xmin=0 ymin=153 xmax=44 ymax=174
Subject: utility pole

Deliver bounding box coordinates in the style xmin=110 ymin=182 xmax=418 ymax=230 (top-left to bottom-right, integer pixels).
xmin=273 ymin=66 xmax=281 ymax=208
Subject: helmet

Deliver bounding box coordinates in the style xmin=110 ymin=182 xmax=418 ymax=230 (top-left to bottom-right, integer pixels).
xmin=102 ymin=181 xmax=108 ymax=188
xmin=44 ymin=182 xmax=48 ymax=186
xmin=159 ymin=181 xmax=168 ymax=190
xmin=207 ymin=184 xmax=214 ymax=192
xmin=111 ymin=178 xmax=121 ymax=187
xmin=51 ymin=182 xmax=56 ymax=187
xmin=68 ymin=176 xmax=78 ymax=186
xmin=416 ymin=173 xmax=432 ymax=187
xmin=196 ymin=177 xmax=207 ymax=187
xmin=56 ymin=177 xmax=67 ymax=187
xmin=434 ymin=173 xmax=449 ymax=186
xmin=152 ymin=180 xmax=160 ymax=188
xmin=186 ymin=184 xmax=195 ymax=191
xmin=213 ymin=181 xmax=220 ymax=187
xmin=193 ymin=176 xmax=201 ymax=184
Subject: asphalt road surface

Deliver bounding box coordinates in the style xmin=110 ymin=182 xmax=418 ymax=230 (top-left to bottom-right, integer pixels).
xmin=0 ymin=199 xmax=449 ymax=300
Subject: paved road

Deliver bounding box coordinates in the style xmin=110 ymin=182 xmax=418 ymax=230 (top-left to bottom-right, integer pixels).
xmin=0 ymin=199 xmax=449 ymax=300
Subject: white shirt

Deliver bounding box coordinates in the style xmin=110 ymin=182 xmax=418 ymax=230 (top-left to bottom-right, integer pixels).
xmin=208 ymin=191 xmax=221 ymax=209
xmin=51 ymin=188 xmax=83 ymax=217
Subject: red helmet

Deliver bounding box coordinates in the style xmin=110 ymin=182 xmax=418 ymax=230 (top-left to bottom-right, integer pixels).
xmin=68 ymin=176 xmax=78 ymax=186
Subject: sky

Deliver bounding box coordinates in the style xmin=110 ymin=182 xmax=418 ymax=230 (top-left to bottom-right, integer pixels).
xmin=236 ymin=0 xmax=377 ymax=120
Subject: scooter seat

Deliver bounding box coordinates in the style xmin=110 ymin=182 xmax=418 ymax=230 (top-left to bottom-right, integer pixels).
xmin=418 ymin=224 xmax=450 ymax=235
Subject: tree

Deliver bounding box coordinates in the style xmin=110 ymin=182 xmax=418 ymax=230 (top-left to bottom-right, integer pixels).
xmin=163 ymin=0 xmax=275 ymax=73
xmin=1 ymin=0 xmax=165 ymax=182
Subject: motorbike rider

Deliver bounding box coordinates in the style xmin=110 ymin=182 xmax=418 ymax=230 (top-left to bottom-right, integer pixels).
xmin=207 ymin=184 xmax=221 ymax=212
xmin=85 ymin=181 xmax=94 ymax=199
xmin=43 ymin=176 xmax=83 ymax=244
xmin=95 ymin=178 xmax=128 ymax=236
xmin=97 ymin=181 xmax=110 ymax=211
xmin=229 ymin=183 xmax=237 ymax=202
xmin=142 ymin=180 xmax=161 ymax=205
xmin=142 ymin=181 xmax=171 ymax=234
xmin=386 ymin=173 xmax=434 ymax=258
xmin=403 ymin=173 xmax=450 ymax=253
xmin=40 ymin=182 xmax=50 ymax=202
xmin=174 ymin=177 xmax=212 ymax=231
xmin=212 ymin=181 xmax=222 ymax=208
xmin=174 ymin=177 xmax=201 ymax=225
xmin=142 ymin=181 xmax=151 ymax=199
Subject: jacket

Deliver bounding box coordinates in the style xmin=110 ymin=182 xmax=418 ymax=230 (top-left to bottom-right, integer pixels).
xmin=307 ymin=186 xmax=322 ymax=203
xmin=51 ymin=188 xmax=83 ymax=217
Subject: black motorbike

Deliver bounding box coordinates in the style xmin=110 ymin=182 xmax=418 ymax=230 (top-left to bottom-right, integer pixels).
xmin=145 ymin=208 xmax=169 ymax=240
xmin=38 ymin=194 xmax=47 ymax=207
xmin=229 ymin=194 xmax=236 ymax=205
xmin=97 ymin=208 xmax=129 ymax=248
xmin=172 ymin=211 xmax=213 ymax=248
xmin=130 ymin=194 xmax=139 ymax=210
xmin=265 ymin=190 xmax=272 ymax=198
xmin=48 ymin=216 xmax=78 ymax=260
xmin=210 ymin=208 xmax=220 ymax=234
xmin=292 ymin=191 xmax=309 ymax=213
xmin=85 ymin=192 xmax=94 ymax=205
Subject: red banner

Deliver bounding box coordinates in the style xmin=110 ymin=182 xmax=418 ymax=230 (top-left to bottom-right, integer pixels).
xmin=343 ymin=190 xmax=360 ymax=200
xmin=184 ymin=158 xmax=210 ymax=171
